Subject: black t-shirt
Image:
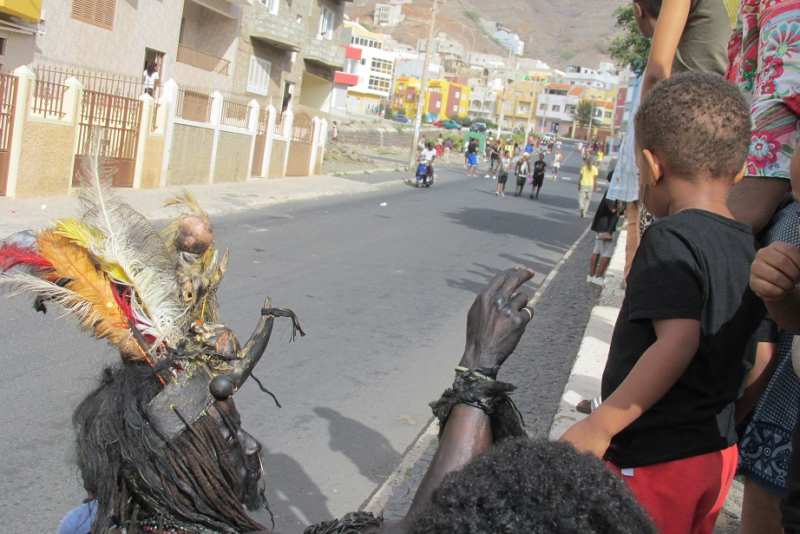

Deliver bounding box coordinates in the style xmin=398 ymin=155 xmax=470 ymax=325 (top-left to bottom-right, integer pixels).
xmin=468 ymin=141 xmax=478 ymax=155
xmin=533 ymin=160 xmax=546 ymax=177
xmin=602 ymin=210 xmax=764 ymax=468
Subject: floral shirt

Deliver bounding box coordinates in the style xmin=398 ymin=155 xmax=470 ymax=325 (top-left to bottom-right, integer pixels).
xmin=726 ymin=0 xmax=800 ymax=178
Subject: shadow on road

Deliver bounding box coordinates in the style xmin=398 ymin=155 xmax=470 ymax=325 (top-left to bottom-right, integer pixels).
xmin=314 ymin=407 xmax=400 ymax=484
xmin=251 ymin=445 xmax=333 ymax=530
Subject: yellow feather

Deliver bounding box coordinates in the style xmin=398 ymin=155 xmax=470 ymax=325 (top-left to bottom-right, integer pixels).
xmin=53 ymin=219 xmax=131 ymax=284
xmin=36 ymin=230 xmax=142 ymax=359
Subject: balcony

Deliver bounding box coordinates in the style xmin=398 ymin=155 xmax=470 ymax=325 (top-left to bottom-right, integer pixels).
xmin=177 ymin=44 xmax=231 ymax=75
xmin=250 ymin=10 xmax=304 ymax=51
xmin=303 ymin=39 xmax=346 ymax=70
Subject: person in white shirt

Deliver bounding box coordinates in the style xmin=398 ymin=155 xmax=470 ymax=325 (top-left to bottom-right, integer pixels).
xmin=143 ymin=62 xmax=159 ymax=96
xmin=418 ymin=142 xmax=437 ymax=185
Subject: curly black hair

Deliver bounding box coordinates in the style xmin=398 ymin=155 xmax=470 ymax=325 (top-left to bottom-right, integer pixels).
xmin=73 ymin=363 xmax=265 ymax=534
xmin=409 ymin=437 xmax=656 ymax=534
xmin=634 ymin=71 xmax=751 ymax=181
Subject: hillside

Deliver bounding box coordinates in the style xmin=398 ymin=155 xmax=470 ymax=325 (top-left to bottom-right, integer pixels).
xmin=345 ymin=0 xmax=628 ymax=71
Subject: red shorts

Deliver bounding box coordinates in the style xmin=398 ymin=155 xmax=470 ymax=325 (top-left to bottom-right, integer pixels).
xmin=606 ymin=445 xmax=737 ymax=534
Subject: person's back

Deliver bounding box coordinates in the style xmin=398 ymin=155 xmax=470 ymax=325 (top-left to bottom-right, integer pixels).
xmin=562 ymin=72 xmax=763 ymax=534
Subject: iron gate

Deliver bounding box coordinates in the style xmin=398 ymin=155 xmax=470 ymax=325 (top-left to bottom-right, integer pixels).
xmin=0 ymin=73 xmax=17 ymax=196
xmin=73 ymin=90 xmax=142 ymax=187
xmin=286 ymin=113 xmax=314 ymax=177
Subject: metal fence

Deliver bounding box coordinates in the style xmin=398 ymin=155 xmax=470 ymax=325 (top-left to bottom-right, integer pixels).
xmin=31 ymin=66 xmax=68 ymax=119
xmin=176 ymin=44 xmax=230 ymax=76
xmin=220 ymin=96 xmax=251 ymax=129
xmin=176 ymin=86 xmax=212 ymax=123
xmin=33 ymin=64 xmax=158 ymax=100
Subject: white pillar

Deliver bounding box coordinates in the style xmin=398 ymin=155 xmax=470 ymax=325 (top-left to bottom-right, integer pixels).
xmin=208 ymin=91 xmax=224 ymax=184
xmin=317 ymin=118 xmax=328 ymax=175
xmin=308 ymin=116 xmax=321 ymax=176
xmin=4 ymin=66 xmax=35 ymax=198
xmin=281 ymin=109 xmax=294 ymax=178
xmin=261 ymin=104 xmax=276 ymax=178
xmin=159 ymin=79 xmax=180 ymax=188
xmin=133 ymin=93 xmax=154 ymax=189
xmin=61 ymin=77 xmax=84 ymax=125
xmin=246 ymin=99 xmax=260 ymax=179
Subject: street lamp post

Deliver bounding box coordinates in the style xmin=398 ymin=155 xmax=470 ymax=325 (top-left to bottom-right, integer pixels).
xmin=407 ymin=0 xmax=438 ymax=170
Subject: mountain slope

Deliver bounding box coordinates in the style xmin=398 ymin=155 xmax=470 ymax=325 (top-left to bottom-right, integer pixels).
xmin=346 ymin=0 xmax=628 ymax=71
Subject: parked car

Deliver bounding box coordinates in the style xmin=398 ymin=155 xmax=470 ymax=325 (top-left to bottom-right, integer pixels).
xmin=441 ymin=119 xmax=462 ymax=130
xmin=469 ymin=122 xmax=487 ymax=132
xmin=543 ymin=132 xmax=556 ymax=142
xmin=394 ymin=114 xmax=413 ymax=124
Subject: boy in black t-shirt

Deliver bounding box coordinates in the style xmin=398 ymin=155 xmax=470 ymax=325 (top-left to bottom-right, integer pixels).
xmin=530 ymin=153 xmax=546 ymax=199
xmin=561 ymin=72 xmax=764 ymax=534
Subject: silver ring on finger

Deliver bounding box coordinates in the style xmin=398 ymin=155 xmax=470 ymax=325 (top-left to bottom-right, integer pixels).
xmin=521 ymin=307 xmax=533 ymax=320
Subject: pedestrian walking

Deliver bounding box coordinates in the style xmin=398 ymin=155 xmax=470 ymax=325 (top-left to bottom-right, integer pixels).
xmin=143 ymin=62 xmax=159 ymax=96
xmin=552 ymin=149 xmax=562 ymax=181
xmin=578 ymin=158 xmax=599 ymax=217
xmin=466 ymin=138 xmax=479 ymax=177
xmin=444 ymin=138 xmax=451 ymax=163
xmin=436 ymin=135 xmax=443 ymax=158
xmin=514 ymin=153 xmax=531 ymax=197
xmin=486 ymin=141 xmax=500 ymax=179
xmin=495 ymin=152 xmax=511 ymax=196
xmin=530 ymin=153 xmax=547 ymax=200
xmin=331 ymin=121 xmax=339 ymax=142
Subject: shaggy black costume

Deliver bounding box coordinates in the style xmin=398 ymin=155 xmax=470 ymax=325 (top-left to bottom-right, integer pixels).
xmin=74 ymin=363 xmax=266 ymax=534
xmin=408 ymin=437 xmax=657 ymax=534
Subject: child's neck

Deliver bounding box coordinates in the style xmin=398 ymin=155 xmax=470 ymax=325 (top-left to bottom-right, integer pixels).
xmin=667 ymin=180 xmax=734 ymax=219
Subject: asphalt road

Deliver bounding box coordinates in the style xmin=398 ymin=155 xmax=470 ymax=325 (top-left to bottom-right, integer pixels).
xmin=0 ymin=140 xmax=605 ymax=533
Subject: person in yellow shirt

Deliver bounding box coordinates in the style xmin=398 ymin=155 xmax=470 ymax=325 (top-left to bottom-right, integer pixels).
xmin=578 ymin=158 xmax=600 ymax=217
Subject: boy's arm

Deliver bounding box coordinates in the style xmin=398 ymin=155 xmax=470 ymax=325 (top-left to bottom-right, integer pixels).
xmin=750 ymin=242 xmax=800 ymax=334
xmin=561 ymin=317 xmax=700 ymax=458
xmin=641 ymin=0 xmax=691 ymax=97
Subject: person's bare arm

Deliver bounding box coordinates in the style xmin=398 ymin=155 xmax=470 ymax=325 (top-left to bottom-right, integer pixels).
xmin=380 ymin=267 xmax=535 ymax=533
xmin=641 ymin=0 xmax=691 ymax=97
xmin=735 ymin=341 xmax=778 ymax=424
xmin=727 ymin=177 xmax=791 ymax=233
xmin=560 ymin=318 xmax=700 ymax=457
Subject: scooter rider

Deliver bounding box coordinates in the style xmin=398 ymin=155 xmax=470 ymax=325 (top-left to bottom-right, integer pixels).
xmin=418 ymin=142 xmax=437 ymax=185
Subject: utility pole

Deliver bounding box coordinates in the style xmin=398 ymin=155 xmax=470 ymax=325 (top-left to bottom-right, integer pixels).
xmin=588 ymin=96 xmax=596 ymax=141
xmin=495 ymin=43 xmax=514 ymax=139
xmin=408 ymin=0 xmax=438 ymax=169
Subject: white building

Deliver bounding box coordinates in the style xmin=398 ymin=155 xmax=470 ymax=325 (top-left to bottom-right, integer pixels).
xmin=417 ymin=33 xmax=465 ymax=60
xmin=339 ymin=21 xmax=397 ymax=114
xmin=493 ymin=28 xmax=524 ymax=56
xmin=373 ymin=3 xmax=405 ymax=26
xmin=555 ymin=64 xmax=620 ymax=91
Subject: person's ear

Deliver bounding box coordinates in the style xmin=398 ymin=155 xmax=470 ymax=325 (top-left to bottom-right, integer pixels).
xmin=643 ymin=149 xmax=663 ymax=185
xmin=732 ymin=162 xmax=746 ymax=186
xmin=633 ymin=1 xmax=643 ymax=19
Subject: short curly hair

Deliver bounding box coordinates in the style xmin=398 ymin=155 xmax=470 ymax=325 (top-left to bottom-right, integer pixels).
xmin=409 ymin=438 xmax=656 ymax=534
xmin=635 ymin=71 xmax=751 ymax=180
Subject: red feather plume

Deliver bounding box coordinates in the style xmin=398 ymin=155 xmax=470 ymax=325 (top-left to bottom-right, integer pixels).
xmin=0 ymin=244 xmax=54 ymax=273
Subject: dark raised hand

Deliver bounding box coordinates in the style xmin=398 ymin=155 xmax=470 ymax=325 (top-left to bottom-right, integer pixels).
xmin=460 ymin=267 xmax=535 ymax=374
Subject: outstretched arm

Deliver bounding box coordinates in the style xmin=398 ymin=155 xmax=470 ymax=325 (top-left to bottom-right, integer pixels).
xmin=380 ymin=267 xmax=535 ymax=533
xmin=641 ymin=0 xmax=691 ymax=97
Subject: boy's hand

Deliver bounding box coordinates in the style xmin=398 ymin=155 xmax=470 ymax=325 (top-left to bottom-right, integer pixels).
xmin=560 ymin=416 xmax=611 ymax=458
xmin=750 ymin=242 xmax=800 ymax=302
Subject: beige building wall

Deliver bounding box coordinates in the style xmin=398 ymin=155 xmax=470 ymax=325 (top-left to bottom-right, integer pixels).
xmin=15 ymin=117 xmax=76 ymax=198
xmin=35 ymin=0 xmax=182 ymax=78
xmin=167 ymin=124 xmax=214 ymax=185
xmin=213 ymin=131 xmax=252 ymax=182
xmin=268 ymin=140 xmax=288 ymax=178
xmin=0 ymin=29 xmax=35 ymax=71
xmin=140 ymin=136 xmax=165 ymax=189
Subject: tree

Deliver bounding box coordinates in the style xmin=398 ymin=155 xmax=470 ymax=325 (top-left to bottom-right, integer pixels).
xmin=608 ymin=5 xmax=651 ymax=74
xmin=574 ymin=100 xmax=595 ymax=139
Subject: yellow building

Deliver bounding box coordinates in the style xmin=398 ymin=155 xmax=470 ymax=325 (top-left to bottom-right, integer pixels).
xmin=392 ymin=77 xmax=470 ymax=120
xmin=494 ymin=80 xmax=545 ymax=132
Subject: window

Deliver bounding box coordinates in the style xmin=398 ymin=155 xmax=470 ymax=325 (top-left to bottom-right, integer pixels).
xmin=72 ymin=0 xmax=116 ymax=30
xmin=319 ymin=5 xmax=335 ymax=40
xmin=459 ymin=106 xmax=465 ymax=113
xmin=455 ymin=91 xmax=460 ymax=98
xmin=539 ymin=103 xmax=546 ymax=110
xmin=566 ymin=105 xmax=576 ymax=114
xmin=435 ymin=101 xmax=441 ymax=109
xmin=368 ymin=76 xmax=390 ymax=92
xmin=260 ymin=0 xmax=279 ymax=15
xmin=504 ymin=102 xmax=512 ymax=110
xmin=370 ymin=58 xmax=393 ymax=75
xmin=552 ymin=105 xmax=561 ymax=112
xmin=605 ymin=111 xmax=613 ymax=118
xmin=516 ymin=91 xmax=522 ymax=96
xmin=247 ymin=56 xmax=271 ymax=96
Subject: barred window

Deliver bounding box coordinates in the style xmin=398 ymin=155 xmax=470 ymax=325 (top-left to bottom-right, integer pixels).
xmin=368 ymin=76 xmax=390 ymax=92
xmin=72 ymin=0 xmax=116 ymax=30
xmin=370 ymin=58 xmax=393 ymax=75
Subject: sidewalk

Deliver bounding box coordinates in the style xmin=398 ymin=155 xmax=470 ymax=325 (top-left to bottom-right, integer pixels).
xmin=0 ymin=173 xmax=404 ymax=237
xmin=549 ymin=231 xmax=741 ymax=534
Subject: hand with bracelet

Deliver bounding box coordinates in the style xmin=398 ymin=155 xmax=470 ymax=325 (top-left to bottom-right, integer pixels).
xmin=374 ymin=267 xmax=535 ymax=533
